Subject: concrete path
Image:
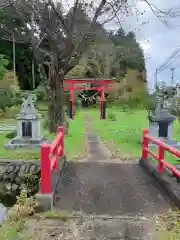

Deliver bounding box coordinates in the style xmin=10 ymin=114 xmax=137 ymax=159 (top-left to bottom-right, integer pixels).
xmin=54 ymin=114 xmax=171 ymax=239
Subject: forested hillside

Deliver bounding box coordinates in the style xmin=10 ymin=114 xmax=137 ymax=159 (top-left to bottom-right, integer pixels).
xmin=68 ymin=27 xmax=146 ymax=79
xmin=67 ymin=26 xmax=147 ymax=105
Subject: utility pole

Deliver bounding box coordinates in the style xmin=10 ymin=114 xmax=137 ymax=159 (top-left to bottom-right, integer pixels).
xmin=32 ymin=59 xmax=35 ymax=89
xmin=31 ymin=1 xmax=35 ymax=89
xmin=155 ymin=68 xmax=158 ymax=90
xmin=171 ymin=68 xmax=175 ymax=85
xmin=12 ymin=31 xmax=16 ymax=82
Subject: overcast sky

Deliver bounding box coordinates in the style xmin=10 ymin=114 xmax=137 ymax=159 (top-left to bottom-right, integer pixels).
xmin=120 ymin=0 xmax=180 ymax=90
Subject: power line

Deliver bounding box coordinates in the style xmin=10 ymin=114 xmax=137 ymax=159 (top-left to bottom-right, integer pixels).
xmin=161 ymin=52 xmax=180 ymax=71
xmin=154 ymin=68 xmax=158 ymax=89
xmin=157 ymin=45 xmax=180 ymax=73
xmin=154 ymin=44 xmax=180 ymax=88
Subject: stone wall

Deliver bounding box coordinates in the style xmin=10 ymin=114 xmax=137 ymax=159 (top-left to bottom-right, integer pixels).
xmin=0 ymin=162 xmax=40 ymax=196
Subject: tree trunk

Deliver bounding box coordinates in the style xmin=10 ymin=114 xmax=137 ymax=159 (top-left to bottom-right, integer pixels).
xmin=48 ymin=68 xmax=65 ymax=133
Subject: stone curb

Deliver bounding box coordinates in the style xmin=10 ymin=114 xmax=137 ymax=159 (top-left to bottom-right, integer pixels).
xmin=0 ymin=156 xmax=67 ymax=211
xmin=139 ymin=158 xmax=180 ymax=208
xmin=0 ymin=159 xmax=40 ymax=165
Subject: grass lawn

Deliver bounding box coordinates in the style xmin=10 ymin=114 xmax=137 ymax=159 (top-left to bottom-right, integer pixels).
xmin=0 ymin=108 xmax=86 ymax=161
xmin=0 ymin=124 xmax=53 ymax=160
xmin=88 ymin=107 xmax=180 ymax=164
xmin=64 ymin=111 xmax=87 ymax=160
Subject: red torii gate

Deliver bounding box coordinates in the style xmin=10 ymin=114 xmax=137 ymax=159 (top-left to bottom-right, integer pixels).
xmin=64 ymin=78 xmax=112 ymax=119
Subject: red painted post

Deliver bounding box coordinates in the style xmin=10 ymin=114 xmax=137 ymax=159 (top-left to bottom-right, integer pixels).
xmin=158 ymin=146 xmax=164 ymax=172
xmin=40 ymin=144 xmax=51 ymax=194
xmin=70 ymin=83 xmax=75 ymax=120
xmin=53 ymin=127 xmax=59 ymax=170
xmin=100 ymin=101 xmax=102 ymax=119
xmin=142 ymin=128 xmax=149 ymax=159
xmin=58 ymin=126 xmax=64 ymax=156
xmin=100 ymin=85 xmax=105 ymax=119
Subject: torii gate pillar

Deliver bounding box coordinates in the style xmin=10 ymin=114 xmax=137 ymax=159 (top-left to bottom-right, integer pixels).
xmin=100 ymin=86 xmax=106 ymax=119
xmin=68 ymin=83 xmax=75 ymax=119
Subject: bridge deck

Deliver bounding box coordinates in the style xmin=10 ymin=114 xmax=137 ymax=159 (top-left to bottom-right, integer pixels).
xmin=52 ymin=117 xmax=171 ymax=239
xmin=54 ymin=161 xmax=170 ymax=216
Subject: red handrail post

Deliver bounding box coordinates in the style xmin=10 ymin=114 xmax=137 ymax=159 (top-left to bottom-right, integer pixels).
xmin=52 ymin=126 xmax=59 ymax=171
xmin=142 ymin=128 xmax=149 ymax=159
xmin=53 ymin=144 xmax=58 ymax=170
xmin=58 ymin=126 xmax=64 ymax=156
xmin=40 ymin=144 xmax=51 ymax=194
xmin=158 ymin=146 xmax=164 ymax=173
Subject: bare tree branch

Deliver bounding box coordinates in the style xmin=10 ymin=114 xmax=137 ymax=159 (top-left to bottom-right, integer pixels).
xmin=143 ymin=0 xmax=180 ymax=27
xmin=101 ymin=1 xmax=123 ymax=27
xmin=69 ymin=0 xmax=79 ymax=32
xmin=48 ymin=0 xmax=71 ymax=37
xmin=66 ymin=0 xmax=107 ymax=73
xmin=1 ymin=0 xmax=178 ymax=75
xmin=0 ymin=0 xmax=19 ymax=10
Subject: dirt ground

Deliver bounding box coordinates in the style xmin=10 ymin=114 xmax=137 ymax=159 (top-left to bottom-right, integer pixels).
xmin=23 ymin=212 xmax=157 ymax=240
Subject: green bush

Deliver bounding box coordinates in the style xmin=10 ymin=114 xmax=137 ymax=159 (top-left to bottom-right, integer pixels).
xmin=117 ymin=94 xmax=151 ymax=110
xmin=6 ymin=130 xmax=17 ymax=139
xmin=13 ymin=91 xmax=43 ymax=107
xmin=13 ymin=91 xmax=33 ymax=106
xmin=33 ymin=84 xmax=47 ymax=101
xmin=42 ymin=118 xmax=49 ymax=129
xmin=0 ymin=189 xmax=36 ymax=240
xmin=3 ymin=106 xmax=19 ymax=118
xmin=13 ymin=92 xmax=23 ymax=106
xmin=0 ymin=89 xmax=14 ymax=111
xmin=0 ymin=54 xmax=8 ymax=80
xmin=143 ymin=95 xmax=156 ymax=112
xmin=107 ymin=112 xmax=117 ymax=121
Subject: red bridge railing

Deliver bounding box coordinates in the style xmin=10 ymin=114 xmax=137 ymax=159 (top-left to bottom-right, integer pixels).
xmin=40 ymin=126 xmax=64 ymax=194
xmin=142 ymin=128 xmax=180 ymax=178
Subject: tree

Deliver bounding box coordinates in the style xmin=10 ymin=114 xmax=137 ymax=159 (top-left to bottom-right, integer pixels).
xmin=0 ymin=55 xmax=15 ymax=112
xmin=0 ymin=0 xmax=130 ymax=132
xmin=0 ymin=39 xmax=41 ymax=89
xmin=0 ymin=54 xmax=8 ymax=79
xmin=0 ymin=0 xmax=179 ymax=132
xmin=110 ymin=29 xmax=146 ymax=79
xmin=0 ymin=0 xmax=19 ymax=10
xmin=72 ymin=37 xmax=114 ymax=78
xmin=126 ymin=31 xmax=135 ymax=40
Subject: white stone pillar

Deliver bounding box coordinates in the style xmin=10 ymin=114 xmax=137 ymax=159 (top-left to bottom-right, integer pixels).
xmin=17 ymin=120 xmax=22 ymax=137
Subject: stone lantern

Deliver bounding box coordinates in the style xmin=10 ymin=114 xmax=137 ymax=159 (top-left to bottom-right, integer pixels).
xmin=5 ymin=95 xmax=48 ymax=148
xmin=148 ymin=89 xmax=180 ymax=148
